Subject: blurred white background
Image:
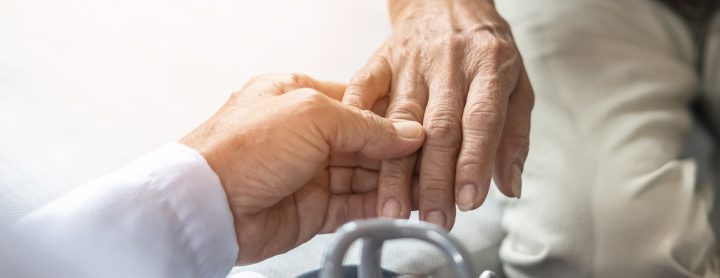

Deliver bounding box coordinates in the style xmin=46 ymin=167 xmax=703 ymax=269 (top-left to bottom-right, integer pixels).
xmin=0 ymin=0 xmax=390 ymax=222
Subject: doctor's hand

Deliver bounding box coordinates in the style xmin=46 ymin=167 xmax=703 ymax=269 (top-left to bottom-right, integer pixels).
xmin=342 ymin=0 xmax=534 ymax=229
xmin=181 ymin=74 xmax=424 ymax=264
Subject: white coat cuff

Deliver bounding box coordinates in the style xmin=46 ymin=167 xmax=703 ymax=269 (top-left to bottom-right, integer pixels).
xmin=148 ymin=142 xmax=239 ymax=276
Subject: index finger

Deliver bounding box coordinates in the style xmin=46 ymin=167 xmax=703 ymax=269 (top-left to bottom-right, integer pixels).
xmin=342 ymin=56 xmax=392 ymax=109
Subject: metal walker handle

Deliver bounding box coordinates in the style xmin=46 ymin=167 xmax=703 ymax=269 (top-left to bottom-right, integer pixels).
xmin=318 ymin=219 xmax=496 ymax=278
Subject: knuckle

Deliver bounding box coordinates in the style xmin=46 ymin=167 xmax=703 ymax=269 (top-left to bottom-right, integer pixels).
xmin=483 ymin=37 xmax=515 ymax=59
xmin=386 ymin=98 xmax=424 ymax=121
xmin=246 ymin=73 xmax=309 ymax=93
xmin=345 ymin=72 xmax=375 ymax=107
xmin=467 ymin=36 xmax=517 ymax=67
xmin=468 ymin=20 xmax=511 ymax=36
xmin=358 ymin=108 xmax=381 ymax=128
xmin=380 ymin=167 xmax=411 ymax=187
xmin=461 ymin=131 xmax=492 ymax=151
xmin=289 ymin=88 xmax=330 ymax=114
xmin=509 ymin=134 xmax=530 ymax=158
xmin=293 ymin=87 xmax=323 ymax=99
xmin=345 ymin=107 xmax=383 ymax=143
xmin=487 ymin=73 xmax=519 ymax=98
xmin=456 ymin=156 xmax=486 ymax=173
xmin=425 ymin=111 xmax=462 ymax=144
xmin=288 ymin=72 xmax=311 ymax=86
xmin=358 ymin=108 xmax=377 ymax=119
xmin=463 ymin=104 xmax=502 ymax=129
xmin=427 ymin=35 xmax=467 ymax=62
xmin=468 ymin=21 xmax=512 ymax=44
xmin=456 ymin=140 xmax=494 ymax=171
xmin=261 ymin=73 xmax=311 ymax=89
xmin=229 ymin=89 xmax=244 ymax=99
xmin=350 ymin=70 xmax=376 ymax=88
xmin=391 ymin=158 xmax=415 ymax=173
xmin=420 ymin=178 xmax=453 ymax=195
xmin=344 ymin=93 xmax=368 ymax=108
xmin=241 ymin=73 xmax=282 ymax=92
xmin=427 ymin=118 xmax=461 ymax=140
xmin=440 ymin=34 xmax=467 ymax=50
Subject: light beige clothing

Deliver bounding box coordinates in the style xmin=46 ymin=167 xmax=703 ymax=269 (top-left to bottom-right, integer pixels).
xmin=495 ymin=0 xmax=720 ymax=276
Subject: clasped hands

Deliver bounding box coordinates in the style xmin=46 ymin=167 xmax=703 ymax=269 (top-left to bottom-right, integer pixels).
xmin=182 ymin=0 xmax=533 ymax=265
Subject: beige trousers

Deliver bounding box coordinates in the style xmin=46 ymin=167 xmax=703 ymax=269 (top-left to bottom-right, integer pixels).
xmin=495 ymin=0 xmax=720 ymax=276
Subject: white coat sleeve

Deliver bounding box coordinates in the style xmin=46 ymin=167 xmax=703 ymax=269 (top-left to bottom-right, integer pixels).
xmin=11 ymin=143 xmax=241 ymax=278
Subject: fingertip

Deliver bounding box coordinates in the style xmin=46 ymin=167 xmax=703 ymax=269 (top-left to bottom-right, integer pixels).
xmin=424 ymin=211 xmax=447 ymax=229
xmin=376 ymin=157 xmax=416 ymax=220
xmin=493 ymin=161 xmax=519 ymax=199
xmin=422 ymin=209 xmax=456 ymax=230
xmin=391 ymin=120 xmax=423 ymax=139
xmin=511 ymin=164 xmax=522 ymax=199
xmin=456 ymin=184 xmax=478 ymax=211
xmin=455 ymin=182 xmax=490 ymax=212
xmin=380 ymin=198 xmax=402 ymax=218
xmin=454 ymin=157 xmax=493 ymax=211
xmin=388 ymin=120 xmax=424 ymax=158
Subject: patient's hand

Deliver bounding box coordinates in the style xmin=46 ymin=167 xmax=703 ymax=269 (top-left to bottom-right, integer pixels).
xmin=342 ymin=0 xmax=535 ymax=229
xmin=181 ymin=74 xmax=424 ymax=264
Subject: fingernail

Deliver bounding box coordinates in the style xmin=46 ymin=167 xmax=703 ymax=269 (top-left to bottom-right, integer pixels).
xmin=381 ymin=198 xmax=401 ymax=218
xmin=392 ymin=120 xmax=423 ymax=138
xmin=511 ymin=164 xmax=522 ymax=199
xmin=425 ymin=211 xmax=446 ymax=228
xmin=457 ymin=184 xmax=477 ymax=211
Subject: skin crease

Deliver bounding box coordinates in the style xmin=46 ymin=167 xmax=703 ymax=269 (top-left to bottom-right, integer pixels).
xmin=342 ymin=0 xmax=535 ymax=229
xmin=180 ymin=74 xmax=425 ymax=264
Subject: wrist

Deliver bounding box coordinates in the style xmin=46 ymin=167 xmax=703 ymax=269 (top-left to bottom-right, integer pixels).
xmin=180 ymin=131 xmax=238 ymax=211
xmin=388 ymin=0 xmax=496 ymax=28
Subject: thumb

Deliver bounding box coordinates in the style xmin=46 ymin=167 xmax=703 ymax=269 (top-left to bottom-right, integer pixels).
xmin=321 ymin=99 xmax=425 ymax=160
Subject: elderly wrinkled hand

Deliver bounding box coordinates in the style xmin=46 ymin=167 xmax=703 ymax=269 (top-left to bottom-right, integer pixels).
xmin=342 ymin=0 xmax=535 ymax=229
xmin=181 ymin=74 xmax=425 ymax=263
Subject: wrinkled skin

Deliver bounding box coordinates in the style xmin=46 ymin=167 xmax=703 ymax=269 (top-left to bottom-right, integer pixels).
xmin=343 ymin=0 xmax=535 ymax=229
xmin=181 ymin=74 xmax=425 ymax=263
